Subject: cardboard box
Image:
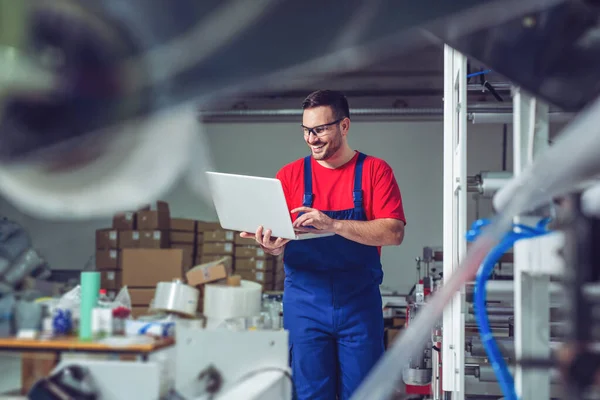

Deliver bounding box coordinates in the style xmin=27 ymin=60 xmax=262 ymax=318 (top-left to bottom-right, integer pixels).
xmin=171 ymin=218 xmax=196 ymax=232
xmin=204 ymin=230 xmax=235 ymax=243
xmin=186 ymin=257 xmax=231 ymax=286
xmin=197 ymin=221 xmax=222 ymax=232
xmin=170 ymin=231 xmax=195 ymax=244
xmin=113 ymin=211 xmax=136 ymax=230
xmin=100 ymin=270 xmax=122 ymax=290
xmin=118 ymin=230 xmax=140 ymax=249
xmin=96 ymin=249 xmax=119 ymax=270
xmin=96 ymin=229 xmax=118 ymax=249
xmin=121 ymin=249 xmax=183 ymax=287
xmin=235 ymin=258 xmax=273 ymax=272
xmin=203 ymin=242 xmax=234 ymax=255
xmin=172 ymin=244 xmax=195 ymax=267
xmin=140 ymin=230 xmax=169 ymax=248
xmin=237 ymin=269 xmax=273 ymax=284
xmin=235 ymin=246 xmax=266 ymax=259
xmin=234 ymin=236 xmax=259 ymax=246
xmin=129 ymin=288 xmax=156 ymax=306
xmin=137 ymin=201 xmax=170 ymax=230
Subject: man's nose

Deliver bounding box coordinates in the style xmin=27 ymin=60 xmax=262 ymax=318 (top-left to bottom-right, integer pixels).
xmin=307 ymin=133 xmax=319 ymax=144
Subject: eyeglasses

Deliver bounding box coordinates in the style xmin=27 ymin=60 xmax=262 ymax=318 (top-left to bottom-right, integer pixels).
xmin=301 ymin=119 xmax=343 ymax=137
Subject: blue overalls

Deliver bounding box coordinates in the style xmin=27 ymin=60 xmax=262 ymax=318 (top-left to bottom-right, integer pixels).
xmin=283 ymin=152 xmax=385 ymax=400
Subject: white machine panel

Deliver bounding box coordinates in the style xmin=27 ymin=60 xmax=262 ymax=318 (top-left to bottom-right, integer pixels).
xmin=175 ymin=326 xmax=290 ymax=399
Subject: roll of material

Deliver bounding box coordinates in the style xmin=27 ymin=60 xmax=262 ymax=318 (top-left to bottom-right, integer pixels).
xmin=479 ymin=171 xmax=512 ymax=198
xmin=204 ymin=280 xmax=262 ymax=321
xmin=153 ymin=280 xmax=199 ymax=317
xmin=79 ymin=272 xmax=100 ymax=340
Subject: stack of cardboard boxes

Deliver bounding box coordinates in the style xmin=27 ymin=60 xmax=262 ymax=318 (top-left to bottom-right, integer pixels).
xmin=95 ymin=202 xmax=285 ymax=317
xmin=231 ymin=236 xmax=285 ymax=291
xmin=196 ymin=225 xmax=285 ymax=291
xmin=199 ymin=226 xmax=235 ymax=265
xmin=95 ymin=202 xmax=209 ymax=317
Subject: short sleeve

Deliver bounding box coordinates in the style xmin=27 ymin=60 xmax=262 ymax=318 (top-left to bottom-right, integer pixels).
xmin=371 ymin=161 xmax=406 ymax=224
xmin=276 ymin=167 xmax=295 ymax=216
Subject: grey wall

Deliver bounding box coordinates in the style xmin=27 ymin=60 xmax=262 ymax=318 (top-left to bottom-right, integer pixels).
xmin=0 ymin=119 xmax=529 ymax=293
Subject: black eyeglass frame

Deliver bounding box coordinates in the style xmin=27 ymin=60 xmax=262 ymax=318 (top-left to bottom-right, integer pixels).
xmin=301 ymin=118 xmax=344 ymax=137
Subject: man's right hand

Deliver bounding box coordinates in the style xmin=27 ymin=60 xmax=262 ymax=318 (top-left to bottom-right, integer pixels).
xmin=239 ymin=226 xmax=290 ymax=256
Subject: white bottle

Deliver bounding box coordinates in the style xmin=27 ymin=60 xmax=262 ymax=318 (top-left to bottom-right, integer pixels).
xmin=92 ymin=289 xmax=113 ymax=338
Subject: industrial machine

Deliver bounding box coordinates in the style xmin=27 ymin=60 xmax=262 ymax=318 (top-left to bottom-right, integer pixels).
xmin=3 ymin=1 xmax=600 ymax=400
xmin=403 ymin=283 xmax=434 ymax=397
xmin=27 ymin=296 xmax=292 ymax=400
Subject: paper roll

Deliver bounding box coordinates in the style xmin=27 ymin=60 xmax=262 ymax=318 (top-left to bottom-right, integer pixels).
xmin=203 ymin=280 xmax=262 ymax=321
xmin=153 ymin=280 xmax=199 ymax=317
xmin=80 ymin=272 xmax=100 ymax=340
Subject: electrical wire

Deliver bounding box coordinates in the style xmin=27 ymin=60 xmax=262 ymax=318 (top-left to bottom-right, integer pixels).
xmin=466 ymin=218 xmax=551 ymax=400
xmin=467 ymin=69 xmax=493 ymax=78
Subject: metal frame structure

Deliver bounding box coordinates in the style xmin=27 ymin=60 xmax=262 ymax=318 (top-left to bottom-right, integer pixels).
xmin=512 ymin=87 xmax=551 ymax=399
xmin=443 ymin=45 xmax=553 ymax=400
xmin=442 ymin=44 xmax=467 ymax=400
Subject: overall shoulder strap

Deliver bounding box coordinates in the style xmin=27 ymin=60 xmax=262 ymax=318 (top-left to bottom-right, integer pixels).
xmin=353 ymin=152 xmax=367 ymax=211
xmin=303 ymin=156 xmax=313 ymax=207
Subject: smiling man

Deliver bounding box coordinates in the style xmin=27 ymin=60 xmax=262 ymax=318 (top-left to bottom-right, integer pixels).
xmin=240 ymin=89 xmax=406 ymax=400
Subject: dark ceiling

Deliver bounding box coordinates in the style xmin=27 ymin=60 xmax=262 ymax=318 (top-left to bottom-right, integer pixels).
xmin=202 ymin=44 xmax=511 ymax=112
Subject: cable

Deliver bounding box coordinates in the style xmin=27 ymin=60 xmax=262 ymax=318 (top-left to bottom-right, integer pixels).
xmin=467 ymin=69 xmax=493 ymax=78
xmin=466 ymin=218 xmax=551 ymax=400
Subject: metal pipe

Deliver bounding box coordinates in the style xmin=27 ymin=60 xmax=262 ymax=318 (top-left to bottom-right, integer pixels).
xmin=479 ymin=171 xmax=512 ymax=197
xmin=468 ymin=305 xmax=513 ymax=315
xmin=465 ymin=281 xmax=566 ymax=303
xmin=198 ymin=107 xmax=574 ymax=123
xmin=470 ymin=112 xmax=574 ymax=124
xmin=465 ymin=313 xmax=511 ymax=324
xmin=466 ymin=280 xmax=600 ymax=303
xmin=476 ymin=365 xmax=561 ymax=384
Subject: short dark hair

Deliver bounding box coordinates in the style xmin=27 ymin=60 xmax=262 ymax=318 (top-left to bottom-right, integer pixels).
xmin=302 ymin=90 xmax=350 ymax=120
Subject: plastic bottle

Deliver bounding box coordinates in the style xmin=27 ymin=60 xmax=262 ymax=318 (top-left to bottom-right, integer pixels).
xmin=92 ymin=289 xmax=113 ymax=339
xmin=97 ymin=289 xmax=111 ymax=307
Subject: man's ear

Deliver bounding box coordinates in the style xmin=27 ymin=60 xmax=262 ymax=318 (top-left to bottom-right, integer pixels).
xmin=340 ymin=117 xmax=351 ymax=136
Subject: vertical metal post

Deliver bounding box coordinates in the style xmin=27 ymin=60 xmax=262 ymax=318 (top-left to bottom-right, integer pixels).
xmin=512 ymin=87 xmax=551 ymax=399
xmin=442 ymin=44 xmax=466 ymax=400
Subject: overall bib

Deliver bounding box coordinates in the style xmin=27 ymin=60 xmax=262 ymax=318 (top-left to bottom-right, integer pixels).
xmin=283 ymin=152 xmax=385 ymax=400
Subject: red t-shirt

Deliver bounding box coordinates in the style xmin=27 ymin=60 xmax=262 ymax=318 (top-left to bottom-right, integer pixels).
xmin=276 ymin=152 xmax=406 ymax=247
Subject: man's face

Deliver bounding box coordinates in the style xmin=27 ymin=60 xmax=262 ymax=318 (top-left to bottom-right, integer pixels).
xmin=302 ymin=106 xmax=343 ymax=161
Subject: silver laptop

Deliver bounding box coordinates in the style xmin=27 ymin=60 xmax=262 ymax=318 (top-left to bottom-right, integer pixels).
xmin=206 ymin=171 xmax=334 ymax=240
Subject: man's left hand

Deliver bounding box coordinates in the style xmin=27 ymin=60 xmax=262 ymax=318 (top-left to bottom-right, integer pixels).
xmin=291 ymin=207 xmax=336 ymax=232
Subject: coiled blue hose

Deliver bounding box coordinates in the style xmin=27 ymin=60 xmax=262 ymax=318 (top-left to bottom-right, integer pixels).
xmin=466 ymin=217 xmax=551 ymax=400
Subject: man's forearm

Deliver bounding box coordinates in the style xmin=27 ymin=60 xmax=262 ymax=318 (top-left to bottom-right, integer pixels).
xmin=332 ymin=218 xmax=404 ymax=247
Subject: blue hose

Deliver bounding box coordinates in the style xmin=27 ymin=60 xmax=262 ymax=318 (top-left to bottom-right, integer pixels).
xmin=466 ymin=218 xmax=550 ymax=400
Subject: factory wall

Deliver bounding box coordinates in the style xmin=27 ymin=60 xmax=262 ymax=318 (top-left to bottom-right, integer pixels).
xmin=0 ymin=120 xmax=566 ymax=292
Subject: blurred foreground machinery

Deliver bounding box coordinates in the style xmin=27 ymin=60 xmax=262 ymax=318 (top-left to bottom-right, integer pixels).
xmin=2 ymin=2 xmax=600 ymax=399
xmin=0 ymin=0 xmax=599 ymax=219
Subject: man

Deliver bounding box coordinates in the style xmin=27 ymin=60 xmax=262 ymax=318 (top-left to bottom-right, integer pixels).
xmin=240 ymin=89 xmax=406 ymax=400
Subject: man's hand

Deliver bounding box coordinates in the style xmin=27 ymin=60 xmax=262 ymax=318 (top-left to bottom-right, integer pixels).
xmin=239 ymin=226 xmax=290 ymax=256
xmin=291 ymin=207 xmax=335 ymax=232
